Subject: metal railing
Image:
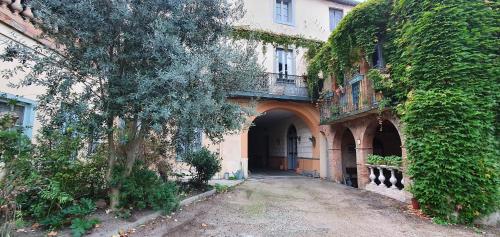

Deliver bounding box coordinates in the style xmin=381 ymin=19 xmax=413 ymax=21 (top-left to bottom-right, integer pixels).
xmin=236 ymin=73 xmax=309 ymax=99
xmin=320 ymin=73 xmax=379 ymax=123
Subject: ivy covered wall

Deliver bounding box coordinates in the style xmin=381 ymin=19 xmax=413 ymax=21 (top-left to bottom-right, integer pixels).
xmin=309 ymin=0 xmax=499 ymax=223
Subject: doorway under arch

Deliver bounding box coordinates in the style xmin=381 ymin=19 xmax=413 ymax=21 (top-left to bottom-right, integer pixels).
xmin=341 ymin=129 xmax=357 ymax=188
xmin=247 ymin=109 xmax=315 ymax=173
xmin=287 ymin=125 xmax=298 ymax=170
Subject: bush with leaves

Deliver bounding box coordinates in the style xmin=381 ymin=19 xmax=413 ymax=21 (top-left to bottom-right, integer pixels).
xmin=0 ymin=126 xmax=108 ymax=230
xmin=367 ymin=154 xmax=402 ymax=167
xmin=70 ymin=218 xmax=100 ymax=237
xmin=184 ymin=148 xmax=221 ymax=188
xmin=112 ymin=162 xmax=179 ymax=215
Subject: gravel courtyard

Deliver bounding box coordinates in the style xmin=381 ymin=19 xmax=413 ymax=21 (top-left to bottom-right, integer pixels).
xmin=132 ymin=172 xmax=498 ymax=237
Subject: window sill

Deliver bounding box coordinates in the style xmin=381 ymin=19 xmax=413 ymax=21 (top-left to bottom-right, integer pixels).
xmin=275 ymin=21 xmax=295 ymax=27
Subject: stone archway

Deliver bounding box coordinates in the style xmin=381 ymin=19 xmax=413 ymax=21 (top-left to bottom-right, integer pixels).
xmin=241 ymin=100 xmax=320 ymax=177
xmin=360 ymin=116 xmax=405 ymax=189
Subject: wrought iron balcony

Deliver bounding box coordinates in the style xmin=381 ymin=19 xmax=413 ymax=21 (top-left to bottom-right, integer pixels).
xmin=320 ymin=73 xmax=380 ymax=124
xmin=230 ymin=73 xmax=309 ymax=101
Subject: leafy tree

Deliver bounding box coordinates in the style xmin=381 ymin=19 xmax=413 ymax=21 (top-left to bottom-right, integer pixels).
xmin=1 ymin=0 xmax=261 ymax=209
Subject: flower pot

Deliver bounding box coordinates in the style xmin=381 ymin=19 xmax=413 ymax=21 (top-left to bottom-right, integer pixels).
xmin=411 ymin=198 xmax=420 ymax=210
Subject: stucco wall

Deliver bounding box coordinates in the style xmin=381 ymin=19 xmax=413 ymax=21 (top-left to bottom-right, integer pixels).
xmin=0 ymin=22 xmax=46 ymax=139
xmin=237 ymin=0 xmax=354 ymax=41
xmin=239 ymin=0 xmax=354 ymax=76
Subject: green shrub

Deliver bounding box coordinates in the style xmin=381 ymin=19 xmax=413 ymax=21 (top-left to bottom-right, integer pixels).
xmin=40 ymin=198 xmax=96 ymax=229
xmin=70 ymin=218 xmax=100 ymax=237
xmin=367 ymin=154 xmax=402 ymax=167
xmin=114 ymin=163 xmax=179 ymax=215
xmin=184 ymin=148 xmax=221 ymax=188
xmin=1 ymin=128 xmax=107 ymax=230
xmin=214 ymin=184 xmax=230 ymax=193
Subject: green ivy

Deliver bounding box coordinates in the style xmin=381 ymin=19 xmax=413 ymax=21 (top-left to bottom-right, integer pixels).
xmin=307 ymin=0 xmax=391 ymax=94
xmin=231 ymin=27 xmax=323 ymax=57
xmin=311 ymin=0 xmax=499 ymax=224
xmin=231 ymin=27 xmax=324 ymax=98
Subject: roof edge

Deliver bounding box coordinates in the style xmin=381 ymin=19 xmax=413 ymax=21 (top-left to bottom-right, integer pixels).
xmin=328 ymin=0 xmax=359 ymax=7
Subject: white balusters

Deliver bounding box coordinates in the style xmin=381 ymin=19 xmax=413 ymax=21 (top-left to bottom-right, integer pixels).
xmin=369 ymin=166 xmax=376 ymax=185
xmin=1 ymin=0 xmax=13 ymax=8
xmin=365 ymin=164 xmax=408 ymax=202
xmin=22 ymin=5 xmax=34 ymax=21
xmin=377 ymin=167 xmax=386 ymax=187
xmin=10 ymin=0 xmax=22 ymax=14
xmin=389 ymin=168 xmax=397 ymax=189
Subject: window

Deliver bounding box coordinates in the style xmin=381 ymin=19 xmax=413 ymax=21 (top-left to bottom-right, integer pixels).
xmin=275 ymin=48 xmax=295 ymax=82
xmin=0 ymin=93 xmax=36 ymax=138
xmin=372 ymin=42 xmax=384 ymax=68
xmin=329 ymin=8 xmax=343 ymax=31
xmin=275 ymin=0 xmax=293 ymax=25
xmin=176 ymin=128 xmax=203 ymax=161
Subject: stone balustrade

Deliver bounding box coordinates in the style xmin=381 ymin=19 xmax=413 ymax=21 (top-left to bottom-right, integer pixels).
xmin=1 ymin=0 xmax=35 ymax=21
xmin=365 ymin=164 xmax=411 ymax=202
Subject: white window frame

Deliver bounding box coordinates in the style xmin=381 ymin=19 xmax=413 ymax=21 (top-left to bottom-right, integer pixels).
xmin=275 ymin=47 xmax=296 ymax=81
xmin=274 ymin=0 xmax=295 ymax=26
xmin=0 ymin=92 xmax=37 ymax=139
xmin=329 ymin=8 xmax=344 ymax=31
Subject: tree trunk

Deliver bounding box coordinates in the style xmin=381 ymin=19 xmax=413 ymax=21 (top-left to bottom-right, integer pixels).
xmin=107 ymin=117 xmax=144 ymax=210
xmin=106 ymin=117 xmax=120 ymax=210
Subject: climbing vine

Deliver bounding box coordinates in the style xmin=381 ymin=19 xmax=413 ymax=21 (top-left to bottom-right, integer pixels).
xmin=310 ymin=0 xmax=499 ymax=224
xmin=232 ymin=27 xmax=324 ymax=98
xmin=231 ymin=27 xmax=323 ymax=58
xmin=307 ymin=0 xmax=391 ymax=95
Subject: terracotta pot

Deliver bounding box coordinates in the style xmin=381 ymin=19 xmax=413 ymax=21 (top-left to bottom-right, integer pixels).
xmin=411 ymin=198 xmax=420 ymax=210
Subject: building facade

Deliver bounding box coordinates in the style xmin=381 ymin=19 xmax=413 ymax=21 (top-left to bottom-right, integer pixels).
xmin=1 ymin=1 xmax=411 ymax=202
xmin=204 ymin=0 xmax=356 ymax=179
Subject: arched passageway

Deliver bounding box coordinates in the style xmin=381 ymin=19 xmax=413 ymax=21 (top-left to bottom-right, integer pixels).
xmin=369 ymin=120 xmax=404 ymax=189
xmin=248 ymin=109 xmax=316 ymax=173
xmin=341 ymin=129 xmax=357 ymax=188
xmin=373 ymin=120 xmax=402 ymax=157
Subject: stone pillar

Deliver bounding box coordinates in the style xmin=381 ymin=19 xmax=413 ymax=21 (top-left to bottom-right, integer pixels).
xmin=319 ymin=132 xmax=328 ymax=179
xmin=331 ymin=147 xmax=342 ymax=183
xmin=401 ymin=145 xmax=410 ymax=189
xmin=241 ymin=130 xmax=249 ymax=178
xmin=356 ymin=146 xmax=372 ymax=189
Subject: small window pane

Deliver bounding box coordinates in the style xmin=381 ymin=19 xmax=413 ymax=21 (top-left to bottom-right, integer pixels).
xmin=276 ymin=0 xmax=292 ymax=24
xmin=276 ymin=48 xmax=294 ymax=78
xmin=330 ymin=8 xmax=343 ymax=31
xmin=0 ymin=101 xmax=24 ymax=126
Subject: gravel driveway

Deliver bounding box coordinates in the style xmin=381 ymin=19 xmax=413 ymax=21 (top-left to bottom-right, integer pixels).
xmin=132 ymin=172 xmax=498 ymax=237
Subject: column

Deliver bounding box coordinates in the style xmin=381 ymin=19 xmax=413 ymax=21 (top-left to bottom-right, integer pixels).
xmin=356 ymin=145 xmax=372 ymax=189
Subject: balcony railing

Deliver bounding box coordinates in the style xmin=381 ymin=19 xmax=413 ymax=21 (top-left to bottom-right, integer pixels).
xmin=366 ymin=164 xmax=410 ymax=202
xmin=231 ymin=73 xmax=309 ymax=100
xmin=320 ymin=73 xmax=379 ymax=123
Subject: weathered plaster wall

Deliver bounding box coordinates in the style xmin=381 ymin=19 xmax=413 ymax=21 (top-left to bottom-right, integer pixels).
xmin=236 ymin=0 xmax=354 ymax=76
xmin=0 ymin=21 xmax=47 ymax=140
